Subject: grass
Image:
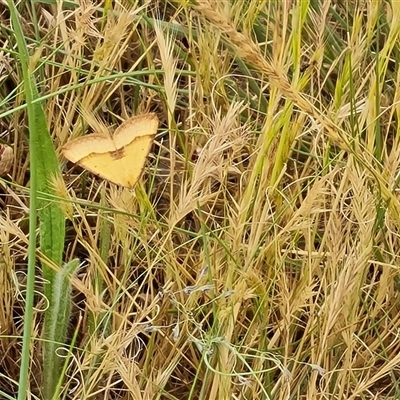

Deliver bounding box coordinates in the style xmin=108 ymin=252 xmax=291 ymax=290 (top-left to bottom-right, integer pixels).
xmin=1 ymin=0 xmax=400 ymax=399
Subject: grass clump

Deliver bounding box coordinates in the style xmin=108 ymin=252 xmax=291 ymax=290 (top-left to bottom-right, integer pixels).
xmin=0 ymin=1 xmax=400 ymax=399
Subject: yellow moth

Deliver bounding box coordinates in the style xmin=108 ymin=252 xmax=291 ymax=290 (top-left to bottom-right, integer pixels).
xmin=62 ymin=113 xmax=158 ymax=188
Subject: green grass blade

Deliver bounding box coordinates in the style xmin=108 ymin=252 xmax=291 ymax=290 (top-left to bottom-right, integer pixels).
xmin=7 ymin=2 xmax=66 ymax=400
xmin=45 ymin=259 xmax=80 ymax=400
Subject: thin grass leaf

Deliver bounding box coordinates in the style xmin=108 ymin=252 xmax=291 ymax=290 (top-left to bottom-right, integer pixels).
xmin=45 ymin=258 xmax=80 ymax=400
xmin=7 ymin=3 xmax=66 ymax=400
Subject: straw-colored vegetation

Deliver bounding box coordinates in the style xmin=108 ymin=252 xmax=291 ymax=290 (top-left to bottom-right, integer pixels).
xmin=1 ymin=1 xmax=400 ymax=399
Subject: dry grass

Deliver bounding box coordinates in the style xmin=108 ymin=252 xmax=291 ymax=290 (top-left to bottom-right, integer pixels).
xmin=1 ymin=1 xmax=400 ymax=399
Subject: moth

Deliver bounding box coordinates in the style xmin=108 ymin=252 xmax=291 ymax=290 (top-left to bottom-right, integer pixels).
xmin=62 ymin=114 xmax=158 ymax=188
